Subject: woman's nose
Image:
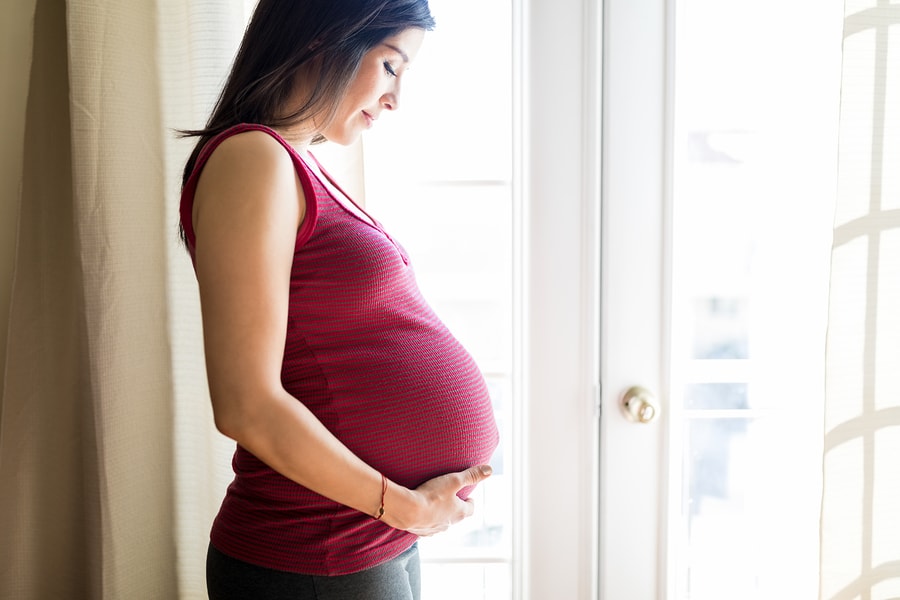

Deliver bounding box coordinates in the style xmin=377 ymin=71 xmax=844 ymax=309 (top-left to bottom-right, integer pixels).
xmin=382 ymin=81 xmax=401 ymax=111
xmin=381 ymin=92 xmax=398 ymax=111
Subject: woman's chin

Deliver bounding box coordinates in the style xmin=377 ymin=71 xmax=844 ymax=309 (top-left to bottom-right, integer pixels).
xmin=322 ymin=130 xmax=363 ymax=147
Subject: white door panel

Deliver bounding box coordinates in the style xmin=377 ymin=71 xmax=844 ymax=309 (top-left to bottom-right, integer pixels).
xmin=599 ymin=0 xmax=668 ymax=597
xmin=524 ymin=0 xmax=600 ymax=594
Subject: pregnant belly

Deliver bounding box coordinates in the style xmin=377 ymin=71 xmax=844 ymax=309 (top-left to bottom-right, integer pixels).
xmin=280 ymin=316 xmax=500 ymax=493
xmin=326 ymin=357 xmax=500 ymax=492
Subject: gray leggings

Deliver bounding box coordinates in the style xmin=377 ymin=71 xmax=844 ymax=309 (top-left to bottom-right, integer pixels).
xmin=206 ymin=542 xmax=421 ymax=600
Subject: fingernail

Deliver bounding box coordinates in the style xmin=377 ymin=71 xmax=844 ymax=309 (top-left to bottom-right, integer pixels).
xmin=480 ymin=465 xmax=493 ymax=476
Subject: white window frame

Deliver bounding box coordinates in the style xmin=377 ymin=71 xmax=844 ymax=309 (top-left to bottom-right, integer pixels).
xmin=519 ymin=0 xmax=603 ymax=597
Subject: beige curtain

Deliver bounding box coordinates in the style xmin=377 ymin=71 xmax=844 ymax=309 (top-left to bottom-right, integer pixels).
xmin=820 ymin=2 xmax=900 ymax=600
xmin=0 ymin=0 xmax=244 ymax=598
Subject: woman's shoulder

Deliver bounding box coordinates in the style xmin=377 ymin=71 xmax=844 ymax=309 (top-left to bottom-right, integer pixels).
xmin=208 ymin=126 xmax=293 ymax=167
xmin=182 ymin=129 xmax=312 ymax=252
xmin=193 ymin=125 xmax=307 ymax=230
xmin=200 ymin=127 xmax=298 ymax=189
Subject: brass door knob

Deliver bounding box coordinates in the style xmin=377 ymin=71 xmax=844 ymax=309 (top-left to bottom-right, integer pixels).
xmin=621 ymin=386 xmax=659 ymax=423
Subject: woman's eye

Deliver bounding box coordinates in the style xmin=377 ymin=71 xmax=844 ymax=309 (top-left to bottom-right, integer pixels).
xmin=383 ymin=61 xmax=398 ymax=77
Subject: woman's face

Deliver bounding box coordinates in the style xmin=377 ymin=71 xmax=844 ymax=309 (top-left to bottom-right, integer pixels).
xmin=320 ymin=27 xmax=426 ymax=145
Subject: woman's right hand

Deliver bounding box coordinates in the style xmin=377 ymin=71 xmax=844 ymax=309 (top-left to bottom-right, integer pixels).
xmin=384 ymin=464 xmax=493 ymax=536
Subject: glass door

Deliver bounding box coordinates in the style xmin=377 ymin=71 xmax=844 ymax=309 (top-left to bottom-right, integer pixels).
xmin=602 ymin=0 xmax=844 ymax=597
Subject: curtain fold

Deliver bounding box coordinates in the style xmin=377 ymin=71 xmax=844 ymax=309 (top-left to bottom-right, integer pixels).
xmin=0 ymin=0 xmax=96 ymax=596
xmin=66 ymin=0 xmax=179 ymax=596
xmin=820 ymin=3 xmax=900 ymax=600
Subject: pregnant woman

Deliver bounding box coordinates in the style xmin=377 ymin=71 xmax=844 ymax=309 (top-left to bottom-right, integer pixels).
xmin=178 ymin=1 xmax=499 ymax=598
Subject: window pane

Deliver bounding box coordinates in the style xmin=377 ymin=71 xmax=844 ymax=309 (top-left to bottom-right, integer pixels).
xmin=421 ymin=562 xmax=512 ymax=600
xmin=683 ymin=417 xmax=823 ymax=600
xmin=363 ymin=0 xmax=512 ymax=182
xmin=684 ymin=383 xmax=748 ymax=410
xmin=671 ymin=0 xmax=843 ymax=598
xmin=691 ymin=297 xmax=749 ymax=360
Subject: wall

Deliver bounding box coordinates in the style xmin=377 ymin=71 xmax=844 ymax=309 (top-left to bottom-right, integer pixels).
xmin=0 ymin=1 xmax=37 ymax=397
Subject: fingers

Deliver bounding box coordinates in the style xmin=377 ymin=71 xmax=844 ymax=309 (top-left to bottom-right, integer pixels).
xmin=458 ymin=497 xmax=476 ymax=519
xmin=403 ymin=466 xmax=491 ymax=536
xmin=460 ymin=464 xmax=492 ymax=488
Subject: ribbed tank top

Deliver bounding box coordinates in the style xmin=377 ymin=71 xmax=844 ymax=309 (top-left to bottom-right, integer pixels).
xmin=180 ymin=124 xmax=499 ymax=576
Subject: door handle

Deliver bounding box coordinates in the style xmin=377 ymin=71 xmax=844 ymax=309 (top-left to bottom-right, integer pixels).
xmin=621 ymin=386 xmax=659 ymax=423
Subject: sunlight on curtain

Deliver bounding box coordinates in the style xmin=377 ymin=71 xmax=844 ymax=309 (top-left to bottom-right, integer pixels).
xmin=820 ymin=3 xmax=900 ymax=600
xmin=0 ymin=1 xmax=93 ymax=597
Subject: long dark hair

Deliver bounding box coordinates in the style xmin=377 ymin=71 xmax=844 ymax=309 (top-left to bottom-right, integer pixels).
xmin=180 ymin=0 xmax=435 ymax=189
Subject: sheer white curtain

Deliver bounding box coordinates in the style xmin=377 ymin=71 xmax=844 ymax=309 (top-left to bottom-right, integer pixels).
xmin=0 ymin=1 xmax=247 ymax=598
xmin=820 ymin=2 xmax=900 ymax=600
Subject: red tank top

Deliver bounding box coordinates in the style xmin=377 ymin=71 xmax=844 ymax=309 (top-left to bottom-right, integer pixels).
xmin=180 ymin=124 xmax=499 ymax=575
